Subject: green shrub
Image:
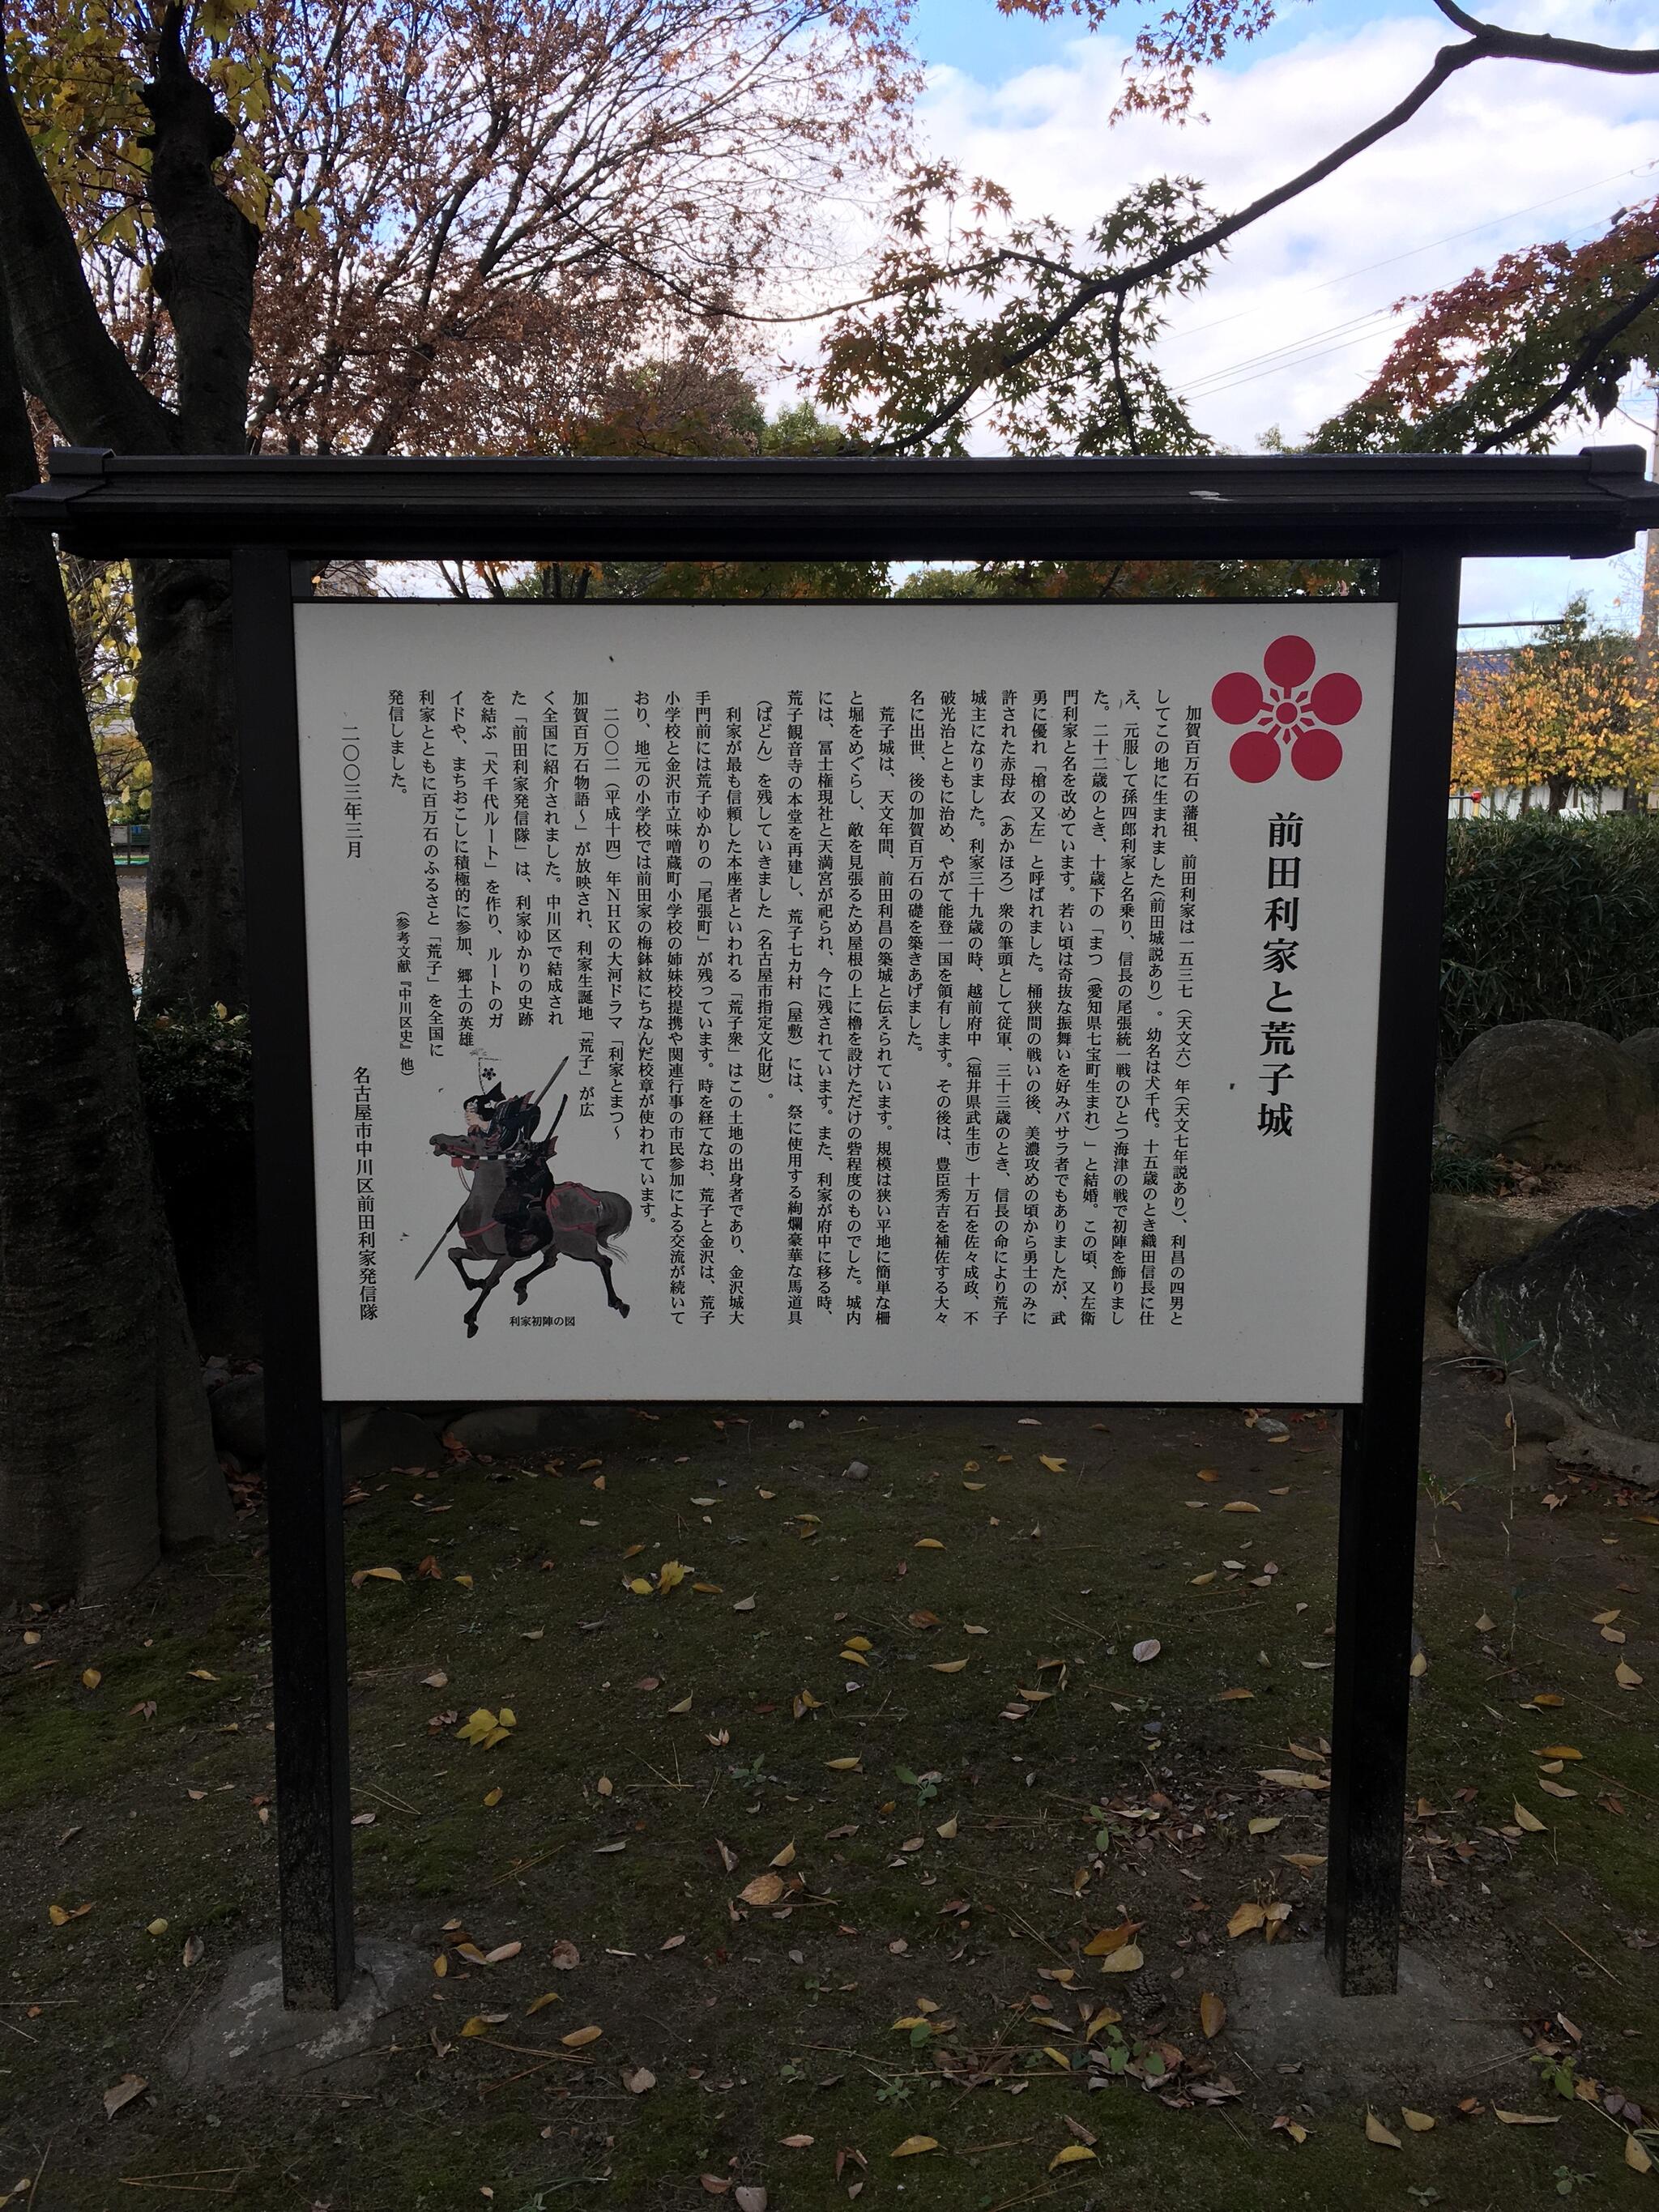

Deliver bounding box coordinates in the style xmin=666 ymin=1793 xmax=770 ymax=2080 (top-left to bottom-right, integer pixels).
xmin=1439 ymin=814 xmax=1659 ymax=1064
xmin=1428 ymin=1130 xmax=1508 ymax=1196
xmin=133 ymin=1005 xmax=254 ymax=1144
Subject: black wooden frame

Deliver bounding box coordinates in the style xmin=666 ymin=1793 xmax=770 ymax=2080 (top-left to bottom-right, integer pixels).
xmin=18 ymin=443 xmax=1659 ymax=2011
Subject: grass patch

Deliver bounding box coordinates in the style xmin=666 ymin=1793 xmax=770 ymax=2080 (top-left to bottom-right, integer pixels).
xmin=3 ymin=1396 xmax=1657 ymax=2209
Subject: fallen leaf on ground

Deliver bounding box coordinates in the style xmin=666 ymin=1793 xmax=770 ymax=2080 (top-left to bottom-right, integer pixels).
xmin=889 ymin=2137 xmax=938 ymax=2158
xmin=550 ymin=1939 xmax=580 ymax=1970
xmin=1627 ymin=2135 xmax=1653 ymax=2173
xmin=1513 ymin=1802 xmax=1546 ymax=1833
xmin=1132 ymin=1639 xmax=1161 ymax=1664
xmin=779 ymin=2133 xmax=813 ymax=2148
xmin=1247 ymin=1817 xmax=1282 ymax=1835
xmin=1365 ymin=2112 xmax=1401 ymax=2147
xmin=1038 ymin=1456 xmax=1067 ymax=1473
xmin=1222 ymin=1501 xmax=1261 ymax=1514
xmin=740 ymin=1873 xmax=786 ymax=1908
xmin=1494 ymin=2111 xmax=1559 ymax=2126
xmin=932 ymin=1659 xmax=968 ymax=1673
xmin=561 ymin=2025 xmax=603 ymax=2048
xmin=81 ymin=1668 xmax=101 ymax=1690
xmin=1049 ymin=2144 xmax=1097 ymax=2169
xmin=625 ymin=2067 xmax=655 ymax=2094
xmin=102 ymin=2073 xmax=147 ymax=2120
xmin=736 ymin=2189 xmax=769 ymax=2212
xmin=527 ymin=1993 xmax=561 ymax=2015
xmin=1083 ymin=1921 xmax=1141 ymax=1956
xmin=1401 ymin=2108 xmax=1435 ymax=2132
xmin=1200 ymin=1991 xmax=1226 ymax=2038
xmin=1615 ymin=1661 xmax=1644 ymax=1689
xmin=1228 ymin=1903 xmax=1267 ymax=1938
xmin=1099 ymin=1944 xmax=1144 ymax=1975
xmin=826 ymin=1758 xmax=861 ymax=1772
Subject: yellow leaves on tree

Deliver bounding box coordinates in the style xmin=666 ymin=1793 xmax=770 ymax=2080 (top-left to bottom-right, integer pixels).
xmin=1452 ymin=600 xmax=1659 ymax=812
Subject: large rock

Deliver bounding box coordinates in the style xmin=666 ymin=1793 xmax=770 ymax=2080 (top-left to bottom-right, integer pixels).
xmin=1458 ymin=1204 xmax=1659 ymax=1439
xmin=341 ymin=1406 xmax=446 ymax=1480
xmin=442 ymin=1403 xmax=592 ymax=1458
xmin=1439 ymin=1021 xmax=1654 ymax=1169
xmin=1624 ymin=1026 xmax=1659 ymax=1106
xmin=1424 ymin=1193 xmax=1572 ymax=1355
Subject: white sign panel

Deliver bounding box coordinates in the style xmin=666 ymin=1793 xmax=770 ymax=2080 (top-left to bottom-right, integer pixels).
xmin=295 ymin=601 xmax=1396 ymax=1401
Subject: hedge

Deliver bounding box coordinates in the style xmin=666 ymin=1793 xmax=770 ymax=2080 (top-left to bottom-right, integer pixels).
xmin=1439 ymin=813 xmax=1659 ymax=1066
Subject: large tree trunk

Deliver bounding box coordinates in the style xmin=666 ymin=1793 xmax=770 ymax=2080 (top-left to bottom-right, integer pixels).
xmin=130 ymin=556 xmax=245 ymax=1012
xmin=0 ymin=308 xmax=227 ymax=1602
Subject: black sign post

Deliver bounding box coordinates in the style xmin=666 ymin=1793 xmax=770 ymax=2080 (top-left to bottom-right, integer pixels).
xmin=18 ymin=445 xmax=1658 ymax=2009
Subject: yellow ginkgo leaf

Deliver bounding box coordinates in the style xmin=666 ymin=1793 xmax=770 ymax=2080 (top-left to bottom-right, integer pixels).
xmin=1038 ymin=1456 xmax=1068 ymax=1473
xmin=1365 ymin=2112 xmax=1401 ymax=2147
xmin=1050 ymin=2145 xmax=1096 ymax=2171
xmin=657 ymin=1560 xmax=689 ymax=1592
xmin=889 ymin=2137 xmax=939 ymax=2158
xmin=842 ymin=1636 xmax=872 ymax=1654
xmin=1401 ymin=2109 xmax=1435 ymax=2132
xmin=1615 ymin=1660 xmax=1644 ymax=1689
xmin=627 ymin=1577 xmax=653 ymax=1596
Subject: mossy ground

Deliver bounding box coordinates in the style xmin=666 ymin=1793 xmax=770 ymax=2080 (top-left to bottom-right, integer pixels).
xmin=3 ymin=1384 xmax=1657 ymax=2211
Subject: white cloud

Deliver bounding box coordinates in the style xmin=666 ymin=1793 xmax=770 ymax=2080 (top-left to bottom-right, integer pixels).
xmin=911 ymin=5 xmax=1659 ymax=621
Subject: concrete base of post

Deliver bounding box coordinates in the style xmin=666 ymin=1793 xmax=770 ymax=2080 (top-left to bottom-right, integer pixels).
xmin=164 ymin=1940 xmax=428 ymax=2092
xmin=1226 ymin=1942 xmax=1522 ymax=2104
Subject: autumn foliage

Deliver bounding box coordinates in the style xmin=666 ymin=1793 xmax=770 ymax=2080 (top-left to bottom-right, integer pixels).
xmin=1453 ymin=601 xmax=1659 ymax=815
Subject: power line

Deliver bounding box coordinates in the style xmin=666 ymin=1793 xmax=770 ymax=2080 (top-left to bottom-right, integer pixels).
xmin=1161 ymin=156 xmax=1658 ymax=353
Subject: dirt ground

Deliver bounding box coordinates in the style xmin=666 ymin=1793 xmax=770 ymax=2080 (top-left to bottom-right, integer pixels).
xmin=3 ymin=1383 xmax=1657 ymax=2211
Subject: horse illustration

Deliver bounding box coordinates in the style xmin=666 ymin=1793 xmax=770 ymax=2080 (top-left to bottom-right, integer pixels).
xmin=428 ymin=1128 xmax=633 ymax=1338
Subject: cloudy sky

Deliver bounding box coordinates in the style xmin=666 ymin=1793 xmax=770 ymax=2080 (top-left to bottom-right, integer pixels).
xmin=893 ymin=0 xmax=1658 ymax=630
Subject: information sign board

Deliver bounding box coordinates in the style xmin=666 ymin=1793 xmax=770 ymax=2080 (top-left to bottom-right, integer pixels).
xmin=296 ymin=601 xmax=1397 ymax=1401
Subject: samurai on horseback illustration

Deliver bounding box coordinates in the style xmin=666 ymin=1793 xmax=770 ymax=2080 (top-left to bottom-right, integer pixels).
xmin=419 ymin=1058 xmax=633 ymax=1337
